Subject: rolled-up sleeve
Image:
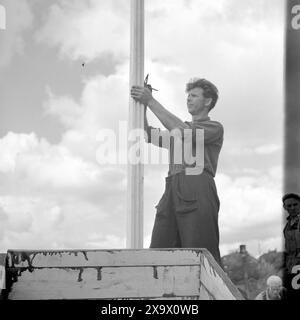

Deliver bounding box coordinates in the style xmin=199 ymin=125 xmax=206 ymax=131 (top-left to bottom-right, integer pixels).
xmin=177 ymin=121 xmax=223 ymax=145
xmin=145 ymin=126 xmax=170 ymax=149
xmin=191 ymin=121 xmax=223 ymax=144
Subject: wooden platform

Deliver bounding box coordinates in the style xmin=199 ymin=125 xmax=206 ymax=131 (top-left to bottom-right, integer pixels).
xmin=2 ymin=248 xmax=243 ymax=300
xmin=0 ymin=253 xmax=6 ymax=296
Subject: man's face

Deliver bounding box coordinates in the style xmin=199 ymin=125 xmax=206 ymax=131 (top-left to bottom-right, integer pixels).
xmin=267 ymin=284 xmax=282 ymax=299
xmin=186 ymin=87 xmax=210 ymax=115
xmin=283 ymin=198 xmax=300 ymax=217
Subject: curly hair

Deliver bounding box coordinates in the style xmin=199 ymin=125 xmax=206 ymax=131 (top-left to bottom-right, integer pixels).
xmin=185 ymin=78 xmax=219 ymax=111
xmin=282 ymin=193 xmax=300 ymax=203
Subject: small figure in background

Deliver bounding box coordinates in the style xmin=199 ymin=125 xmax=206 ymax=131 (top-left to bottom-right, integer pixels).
xmin=283 ymin=193 xmax=300 ymax=273
xmin=282 ymin=193 xmax=300 ymax=299
xmin=255 ymin=275 xmax=287 ymax=300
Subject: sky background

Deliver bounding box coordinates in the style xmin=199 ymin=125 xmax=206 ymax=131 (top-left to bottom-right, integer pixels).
xmin=0 ymin=0 xmax=284 ymax=257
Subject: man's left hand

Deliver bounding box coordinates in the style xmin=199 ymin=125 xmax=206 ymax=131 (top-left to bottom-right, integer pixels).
xmin=131 ymin=85 xmax=153 ymax=106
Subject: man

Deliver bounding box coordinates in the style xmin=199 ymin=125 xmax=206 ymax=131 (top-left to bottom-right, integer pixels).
xmin=282 ymin=193 xmax=300 ymax=273
xmin=255 ymin=275 xmax=287 ymax=300
xmin=131 ymin=78 xmax=223 ymax=266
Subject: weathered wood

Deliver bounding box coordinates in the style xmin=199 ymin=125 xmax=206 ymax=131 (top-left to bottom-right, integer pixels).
xmin=199 ymin=252 xmax=241 ymax=300
xmin=0 ymin=253 xmax=6 ymax=295
xmin=199 ymin=284 xmax=214 ymax=300
xmin=5 ymin=249 xmax=243 ymax=300
xmin=7 ymin=266 xmax=200 ymax=300
xmin=6 ymin=249 xmax=204 ymax=268
xmin=0 ymin=253 xmax=6 ymax=300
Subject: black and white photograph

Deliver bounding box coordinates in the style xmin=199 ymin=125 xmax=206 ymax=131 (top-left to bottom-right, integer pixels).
xmin=0 ymin=0 xmax=299 ymax=306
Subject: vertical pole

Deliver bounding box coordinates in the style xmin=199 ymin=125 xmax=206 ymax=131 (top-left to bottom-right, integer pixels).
xmin=285 ymin=0 xmax=300 ymax=195
xmin=127 ymin=0 xmax=144 ymax=248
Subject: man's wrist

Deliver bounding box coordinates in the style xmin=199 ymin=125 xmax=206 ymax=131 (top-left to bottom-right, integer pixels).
xmin=147 ymin=97 xmax=157 ymax=109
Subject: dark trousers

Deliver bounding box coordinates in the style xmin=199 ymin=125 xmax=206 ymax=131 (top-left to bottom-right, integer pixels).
xmin=150 ymin=171 xmax=222 ymax=266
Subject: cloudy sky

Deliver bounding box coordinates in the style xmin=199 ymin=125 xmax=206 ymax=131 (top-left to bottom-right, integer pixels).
xmin=0 ymin=0 xmax=285 ymax=257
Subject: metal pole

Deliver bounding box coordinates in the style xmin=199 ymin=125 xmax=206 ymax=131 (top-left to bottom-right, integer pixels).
xmin=127 ymin=0 xmax=144 ymax=249
xmin=285 ymin=0 xmax=300 ymax=195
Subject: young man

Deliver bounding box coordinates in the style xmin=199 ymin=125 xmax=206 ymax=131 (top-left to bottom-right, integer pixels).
xmin=131 ymin=78 xmax=223 ymax=265
xmin=283 ymin=193 xmax=300 ymax=273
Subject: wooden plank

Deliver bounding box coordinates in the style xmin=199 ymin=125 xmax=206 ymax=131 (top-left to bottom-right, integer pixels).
xmin=6 ymin=249 xmax=203 ymax=268
xmin=0 ymin=253 xmax=6 ymax=295
xmin=200 ymin=251 xmax=243 ymax=300
xmin=5 ymin=249 xmax=243 ymax=300
xmin=8 ymin=266 xmax=200 ymax=300
xmin=199 ymin=284 xmax=214 ymax=300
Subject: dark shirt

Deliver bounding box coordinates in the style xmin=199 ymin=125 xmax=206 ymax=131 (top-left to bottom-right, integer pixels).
xmin=146 ymin=117 xmax=223 ymax=177
xmin=284 ymin=214 xmax=300 ymax=254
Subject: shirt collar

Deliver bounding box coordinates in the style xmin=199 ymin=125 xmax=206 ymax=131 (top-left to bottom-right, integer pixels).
xmin=287 ymin=214 xmax=300 ymax=226
xmin=192 ymin=116 xmax=210 ymax=122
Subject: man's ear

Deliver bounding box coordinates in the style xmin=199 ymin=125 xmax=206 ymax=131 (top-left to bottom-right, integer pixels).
xmin=283 ymin=203 xmax=286 ymax=210
xmin=204 ymin=97 xmax=212 ymax=108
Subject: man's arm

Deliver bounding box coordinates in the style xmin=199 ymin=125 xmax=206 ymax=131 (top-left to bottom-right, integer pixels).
xmin=131 ymin=85 xmax=188 ymax=131
xmin=144 ymin=106 xmax=171 ymax=149
xmin=147 ymin=98 xmax=189 ymax=131
xmin=144 ymin=106 xmax=150 ymax=133
xmin=143 ymin=106 xmax=151 ymax=143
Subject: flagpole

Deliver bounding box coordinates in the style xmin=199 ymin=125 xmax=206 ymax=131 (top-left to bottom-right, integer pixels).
xmin=127 ymin=0 xmax=144 ymax=249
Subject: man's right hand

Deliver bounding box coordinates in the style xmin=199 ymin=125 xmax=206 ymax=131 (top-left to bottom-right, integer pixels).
xmin=131 ymin=85 xmax=154 ymax=106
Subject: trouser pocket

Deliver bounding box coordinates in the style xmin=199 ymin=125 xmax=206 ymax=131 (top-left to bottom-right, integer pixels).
xmin=155 ymin=182 xmax=171 ymax=217
xmin=174 ymin=173 xmax=199 ymax=214
xmin=175 ymin=190 xmax=198 ymax=214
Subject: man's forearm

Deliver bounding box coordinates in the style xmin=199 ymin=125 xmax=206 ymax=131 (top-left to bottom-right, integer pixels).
xmin=147 ymin=98 xmax=187 ymax=131
xmin=144 ymin=107 xmax=149 ymax=132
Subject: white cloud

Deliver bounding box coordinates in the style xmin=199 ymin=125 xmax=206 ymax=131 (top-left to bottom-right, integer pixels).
xmin=217 ymin=166 xmax=283 ymax=256
xmin=43 ymin=64 xmax=129 ymax=134
xmin=86 ymin=234 xmax=125 ymax=249
xmin=254 ymin=144 xmax=282 ymax=155
xmin=0 ymin=132 xmax=99 ymax=190
xmin=43 ymin=88 xmax=84 ymax=130
xmin=0 ymin=190 xmax=127 ymax=252
xmin=35 ymin=0 xmax=129 ymax=62
xmin=227 ymin=144 xmax=282 ymax=156
xmin=0 ymin=132 xmax=38 ymax=173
